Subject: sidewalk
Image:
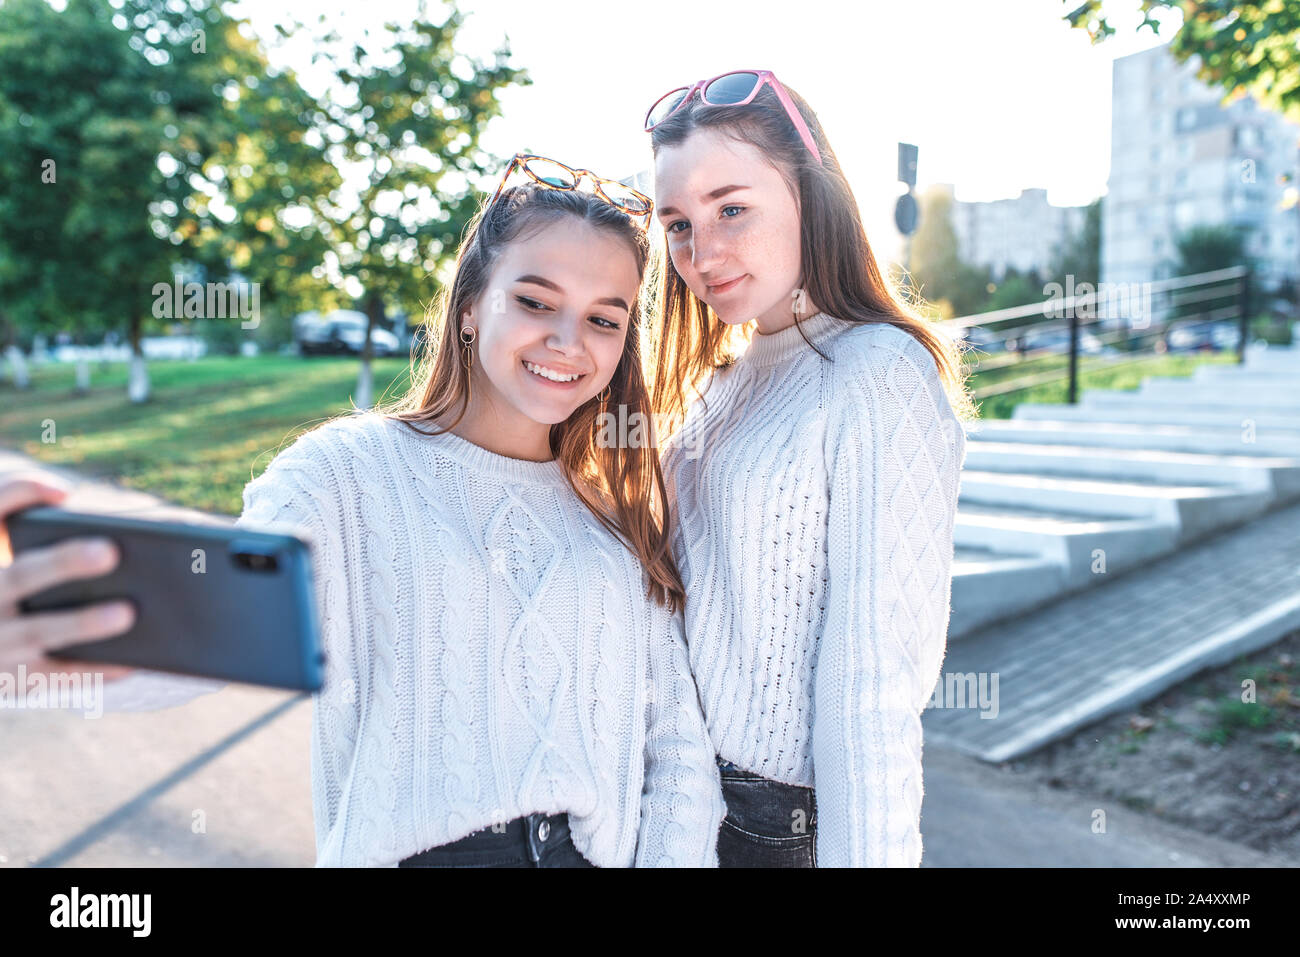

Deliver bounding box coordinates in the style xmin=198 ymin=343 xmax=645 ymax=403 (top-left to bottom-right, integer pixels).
xmin=924 ymin=499 xmax=1300 ymax=762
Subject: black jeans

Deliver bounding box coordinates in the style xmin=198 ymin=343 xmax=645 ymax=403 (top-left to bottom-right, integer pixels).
xmin=398 ymin=812 xmax=596 ymax=868
xmin=716 ymin=756 xmax=817 ymax=868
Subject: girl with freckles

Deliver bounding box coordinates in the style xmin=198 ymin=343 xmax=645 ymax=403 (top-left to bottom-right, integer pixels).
xmin=640 ymin=71 xmax=976 ymax=867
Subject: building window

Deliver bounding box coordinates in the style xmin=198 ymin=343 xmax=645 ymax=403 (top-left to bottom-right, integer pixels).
xmin=1175 ymin=169 xmax=1189 ymax=189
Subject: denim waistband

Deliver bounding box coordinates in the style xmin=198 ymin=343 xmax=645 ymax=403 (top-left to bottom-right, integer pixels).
xmin=399 ymin=812 xmax=573 ymax=866
xmin=716 ymin=755 xmax=815 ymax=791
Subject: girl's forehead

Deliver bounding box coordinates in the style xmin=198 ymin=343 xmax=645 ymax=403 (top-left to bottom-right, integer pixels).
xmin=492 ymin=228 xmax=640 ymax=294
xmin=655 ymin=138 xmax=780 ymax=201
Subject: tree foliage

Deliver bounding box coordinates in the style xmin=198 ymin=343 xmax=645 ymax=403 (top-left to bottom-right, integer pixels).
xmin=1063 ymin=1 xmax=1300 ymax=124
xmin=0 ymin=0 xmax=529 ymax=406
xmin=908 ymin=186 xmax=994 ymax=318
xmin=1175 ymin=223 xmax=1248 ymax=274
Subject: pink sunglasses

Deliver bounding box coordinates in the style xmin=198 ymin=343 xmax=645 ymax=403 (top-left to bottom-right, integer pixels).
xmin=643 ymin=69 xmax=823 ymax=167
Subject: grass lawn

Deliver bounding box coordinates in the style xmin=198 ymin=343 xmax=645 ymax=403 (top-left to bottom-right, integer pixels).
xmin=0 ymin=355 xmax=418 ymax=516
xmin=966 ymin=349 xmax=1241 ymax=419
xmin=0 ymin=349 xmax=1242 ymax=516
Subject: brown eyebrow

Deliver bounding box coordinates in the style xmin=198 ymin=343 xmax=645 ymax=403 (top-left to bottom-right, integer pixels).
xmin=515 ymin=275 xmax=629 ymax=312
xmin=657 ymin=185 xmax=750 ymax=219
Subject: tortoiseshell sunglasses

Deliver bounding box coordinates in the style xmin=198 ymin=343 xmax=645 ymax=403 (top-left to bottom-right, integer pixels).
xmin=490 ymin=153 xmax=654 ymax=231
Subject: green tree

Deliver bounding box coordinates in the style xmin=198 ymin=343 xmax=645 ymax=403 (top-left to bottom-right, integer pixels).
xmin=0 ymin=0 xmax=314 ymax=401
xmin=0 ymin=0 xmax=158 ymax=392
xmin=1063 ymin=1 xmax=1300 ymax=124
xmin=231 ymin=4 xmax=529 ymax=408
xmin=120 ymin=0 xmax=346 ymax=358
xmin=1175 ymin=223 xmax=1248 ymax=274
xmin=907 ymin=185 xmax=993 ymax=318
xmin=985 ymin=267 xmax=1046 ymax=312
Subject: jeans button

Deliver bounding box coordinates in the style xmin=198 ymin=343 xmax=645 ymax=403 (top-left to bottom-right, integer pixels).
xmin=538 ymin=820 xmax=551 ymax=842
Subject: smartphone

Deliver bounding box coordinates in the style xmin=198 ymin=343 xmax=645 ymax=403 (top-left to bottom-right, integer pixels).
xmin=5 ymin=505 xmax=324 ymax=692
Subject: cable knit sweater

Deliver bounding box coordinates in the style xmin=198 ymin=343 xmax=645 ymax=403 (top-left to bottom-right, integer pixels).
xmin=109 ymin=410 xmax=726 ymax=867
xmin=660 ymin=312 xmax=967 ymax=867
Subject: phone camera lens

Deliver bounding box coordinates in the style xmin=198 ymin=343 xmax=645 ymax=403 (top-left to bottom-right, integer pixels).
xmin=234 ymin=551 xmax=279 ymax=572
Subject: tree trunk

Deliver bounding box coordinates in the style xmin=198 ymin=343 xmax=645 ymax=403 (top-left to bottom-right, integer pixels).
xmin=356 ymin=291 xmax=384 ymax=411
xmin=73 ymin=328 xmax=90 ymax=394
xmin=5 ymin=345 xmax=29 ymax=389
xmin=127 ymin=314 xmax=149 ymax=403
xmin=0 ymin=315 xmax=28 ymax=389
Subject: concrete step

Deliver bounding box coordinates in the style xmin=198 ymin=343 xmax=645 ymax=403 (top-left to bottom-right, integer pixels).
xmin=1012 ymin=402 xmax=1300 ymax=432
xmin=957 ymin=468 xmax=1273 ymax=541
xmin=949 ymin=546 xmax=1065 ymax=640
xmin=954 ymin=502 xmax=1176 ymax=590
xmin=952 ymin=350 xmax=1300 ymax=640
xmin=1193 ymin=364 xmax=1300 ymax=389
xmin=1083 ymin=386 xmax=1300 ymax=413
xmin=1244 ymin=344 xmax=1300 ymax=372
xmin=964 ymin=439 xmax=1300 ymax=499
xmin=1137 ymin=377 xmax=1300 ymax=407
xmin=968 ymin=418 xmax=1300 ymax=457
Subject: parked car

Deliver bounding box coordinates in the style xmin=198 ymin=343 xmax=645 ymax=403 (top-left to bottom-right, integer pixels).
xmin=1165 ymin=319 xmax=1240 ymax=353
xmin=960 ymin=325 xmax=1012 ymax=354
xmin=296 ymin=310 xmax=402 ymax=357
xmin=1010 ymin=327 xmax=1106 ymax=355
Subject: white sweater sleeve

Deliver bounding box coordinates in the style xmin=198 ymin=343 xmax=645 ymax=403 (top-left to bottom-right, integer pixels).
xmin=634 ymin=604 xmax=727 ymax=867
xmin=234 ymin=431 xmax=359 ymax=863
xmin=813 ymin=333 xmax=965 ymax=867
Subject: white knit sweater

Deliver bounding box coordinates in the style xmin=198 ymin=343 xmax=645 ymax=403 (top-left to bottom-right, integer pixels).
xmin=661 ymin=312 xmax=967 ymax=867
xmin=110 ymin=411 xmax=726 ymax=867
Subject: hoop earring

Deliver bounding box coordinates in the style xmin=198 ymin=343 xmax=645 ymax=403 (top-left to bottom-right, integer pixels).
xmin=597 ymin=385 xmax=611 ymax=403
xmin=791 ymin=287 xmax=809 ymax=321
xmin=460 ymin=325 xmax=476 ymax=372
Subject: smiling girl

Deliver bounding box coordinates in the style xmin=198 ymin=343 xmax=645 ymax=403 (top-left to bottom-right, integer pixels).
xmin=226 ymin=159 xmax=727 ymax=867
xmin=642 ymin=71 xmax=975 ymax=867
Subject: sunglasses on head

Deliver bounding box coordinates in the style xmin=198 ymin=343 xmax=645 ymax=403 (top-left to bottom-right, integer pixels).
xmin=490 ymin=153 xmax=655 ymax=231
xmin=643 ymin=70 xmax=823 ymax=167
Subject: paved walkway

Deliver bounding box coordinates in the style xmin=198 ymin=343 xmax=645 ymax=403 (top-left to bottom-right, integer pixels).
xmin=923 ymin=499 xmax=1300 ymax=763
xmin=0 ymin=446 xmax=1292 ymax=867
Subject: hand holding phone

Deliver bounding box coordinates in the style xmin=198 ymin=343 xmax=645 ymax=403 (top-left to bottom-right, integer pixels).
xmin=0 ymin=471 xmax=136 ymax=682
xmin=4 ymin=479 xmax=324 ymax=693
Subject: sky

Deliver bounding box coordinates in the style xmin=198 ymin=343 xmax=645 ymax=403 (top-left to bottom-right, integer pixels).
xmin=229 ymin=0 xmax=1182 ymax=266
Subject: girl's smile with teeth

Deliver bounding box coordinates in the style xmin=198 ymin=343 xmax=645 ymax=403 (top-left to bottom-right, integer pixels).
xmin=523 ymin=359 xmax=587 ymax=384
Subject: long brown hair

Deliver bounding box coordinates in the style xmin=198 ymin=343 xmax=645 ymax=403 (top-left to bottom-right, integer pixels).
xmin=375 ymin=183 xmax=685 ymax=612
xmin=643 ymin=80 xmax=977 ymax=435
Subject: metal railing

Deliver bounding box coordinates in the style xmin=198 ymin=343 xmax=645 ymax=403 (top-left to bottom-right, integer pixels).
xmin=950 ymin=266 xmax=1265 ymax=402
